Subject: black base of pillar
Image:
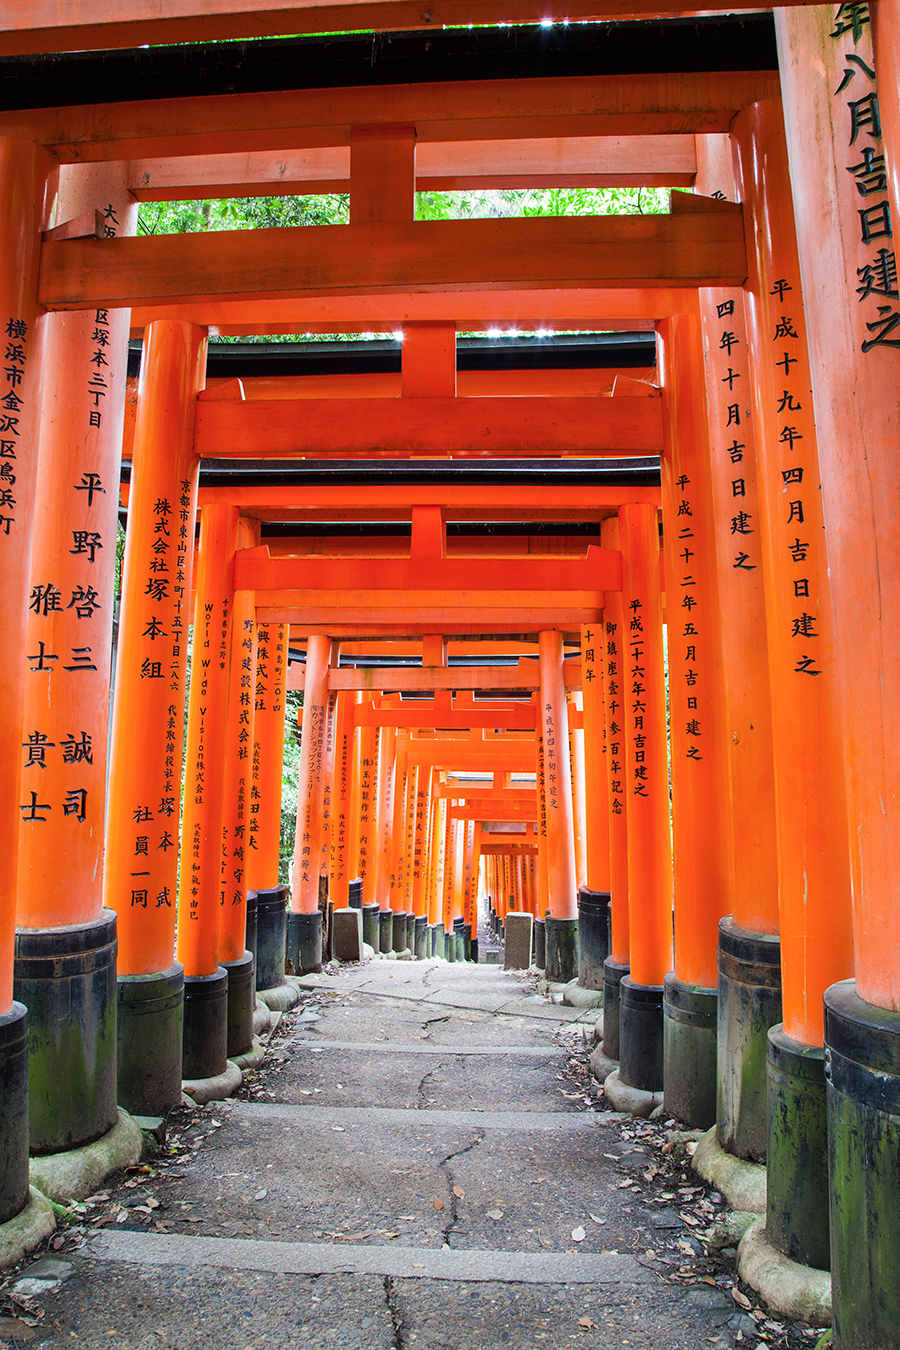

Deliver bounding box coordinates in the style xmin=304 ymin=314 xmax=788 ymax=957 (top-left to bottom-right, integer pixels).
xmin=825 ymin=979 xmax=900 ymax=1348
xmin=0 ymin=1003 xmax=30 ymax=1224
xmin=470 ymin=938 xmax=479 ymax=964
xmin=427 ymin=924 xmax=438 ymax=958
xmin=405 ymin=913 xmax=416 ymax=953
xmin=602 ymin=957 xmax=629 ymax=1060
xmin=717 ymin=915 xmax=782 ymax=1162
xmin=414 ymin=916 xmax=428 ymax=960
xmin=222 ymin=952 xmax=255 ymax=1059
xmin=392 ymin=912 xmax=407 ymax=953
xmin=348 ymin=878 xmax=363 ymax=909
xmin=446 ymin=926 xmax=456 ymax=962
xmin=463 ymin=923 xmax=472 ymax=961
xmin=577 ymin=888 xmax=611 ymax=991
xmin=663 ymin=975 xmax=717 ymax=1130
xmin=361 ymin=903 xmax=380 ymax=952
xmin=182 ymin=968 xmax=229 ymax=1081
xmin=289 ymin=910 xmax=323 ymax=974
xmin=254 ymin=886 xmax=288 ymax=989
xmin=117 ymin=963 xmax=184 ymax=1118
xmin=14 ymin=911 xmax=118 ymax=1155
xmin=379 ymin=911 xmax=393 ymax=955
xmin=766 ymin=1024 xmax=829 ymax=1270
xmin=244 ymin=892 xmax=258 ymax=972
xmin=545 ymin=916 xmax=578 ymax=983
xmin=533 ymin=918 xmax=546 ymax=970
xmin=619 ymin=977 xmax=663 ymax=1092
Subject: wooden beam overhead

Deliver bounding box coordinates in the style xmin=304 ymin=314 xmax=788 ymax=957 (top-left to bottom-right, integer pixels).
xmin=194 ymin=394 xmax=663 ymax=458
xmin=127 ymin=135 xmax=698 ymax=199
xmin=4 ymin=73 xmax=780 ymax=163
xmin=286 ymin=660 xmax=582 ymax=691
xmin=39 ymin=202 xmax=745 ymax=312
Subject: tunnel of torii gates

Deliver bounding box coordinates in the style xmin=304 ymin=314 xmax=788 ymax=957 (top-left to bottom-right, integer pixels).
xmin=0 ymin=3 xmax=897 ymax=1342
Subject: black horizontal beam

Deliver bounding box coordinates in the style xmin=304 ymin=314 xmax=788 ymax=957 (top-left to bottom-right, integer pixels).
xmin=1 ymin=16 xmax=777 ymax=111
xmin=189 ymin=456 xmax=661 ymax=486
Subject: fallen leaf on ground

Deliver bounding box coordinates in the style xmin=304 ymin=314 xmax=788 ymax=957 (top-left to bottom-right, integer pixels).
xmin=571 ymin=1226 xmax=586 ymax=1242
xmin=452 ymin=1186 xmax=465 ymax=1199
xmin=487 ymin=1209 xmax=504 ymax=1220
xmin=732 ymin=1289 xmax=752 ymax=1310
xmin=433 ymin=1198 xmax=444 ymax=1211
xmin=578 ymin=1316 xmax=597 ymax=1330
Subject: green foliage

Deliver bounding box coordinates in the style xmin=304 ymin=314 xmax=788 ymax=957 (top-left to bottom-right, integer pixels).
xmin=279 ymin=688 xmax=303 ymax=886
xmin=137 ymin=194 xmax=348 ymax=235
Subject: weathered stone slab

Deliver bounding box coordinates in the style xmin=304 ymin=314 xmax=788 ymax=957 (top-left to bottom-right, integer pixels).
xmin=333 ymin=907 xmax=364 ymax=963
xmin=504 ymin=912 xmax=534 ymax=971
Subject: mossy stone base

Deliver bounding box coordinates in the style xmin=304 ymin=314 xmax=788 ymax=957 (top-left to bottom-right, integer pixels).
xmin=14 ymin=912 xmax=118 ymax=1156
xmin=545 ymin=916 xmax=578 ymax=983
xmin=692 ymin=1125 xmax=766 ymax=1214
xmin=602 ymin=957 xmax=629 ymax=1060
xmin=229 ymin=1036 xmax=265 ymax=1072
xmin=824 ymin=978 xmax=900 ymax=1350
xmin=182 ymin=1060 xmax=242 ymax=1106
xmin=257 ymin=980 xmax=301 ymax=1013
xmin=604 ymin=1068 xmax=663 ymax=1119
xmin=663 ymin=975 xmax=717 ymax=1130
xmin=0 ymin=1188 xmax=56 ymax=1271
xmin=717 ymin=916 xmax=782 ymax=1162
xmin=0 ymin=1003 xmax=29 ymax=1225
xmin=766 ymin=1025 xmax=829 ymax=1270
xmin=738 ymin=1217 xmax=831 ymax=1326
xmin=116 ymin=965 xmax=184 ymax=1119
xmin=29 ymin=1108 xmax=142 ymax=1204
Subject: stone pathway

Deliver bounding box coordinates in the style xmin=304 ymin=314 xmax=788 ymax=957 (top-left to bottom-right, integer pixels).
xmin=1 ymin=962 xmax=828 ymax=1350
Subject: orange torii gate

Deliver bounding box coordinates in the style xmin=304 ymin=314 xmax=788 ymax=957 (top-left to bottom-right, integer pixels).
xmin=0 ymin=11 xmax=897 ymax=1341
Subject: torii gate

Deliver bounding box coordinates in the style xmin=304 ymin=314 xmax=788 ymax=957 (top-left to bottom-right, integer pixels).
xmin=0 ymin=11 xmax=897 ymax=1344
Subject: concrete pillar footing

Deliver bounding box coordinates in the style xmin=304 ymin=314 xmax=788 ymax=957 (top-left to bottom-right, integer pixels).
xmin=561 ymin=978 xmax=604 ymax=1010
xmin=603 ymin=1068 xmax=663 ymax=1119
xmin=257 ymin=980 xmax=301 ymax=1013
xmin=0 ymin=1188 xmax=56 ymax=1271
xmin=182 ymin=1059 xmax=243 ymax=1107
xmin=228 ymin=1036 xmax=266 ymax=1072
xmin=692 ymin=1125 xmax=766 ymax=1215
xmin=28 ymin=1108 xmax=142 ymax=1205
xmin=589 ymin=1045 xmax=618 ymax=1085
xmin=737 ymin=1217 xmax=831 ymax=1327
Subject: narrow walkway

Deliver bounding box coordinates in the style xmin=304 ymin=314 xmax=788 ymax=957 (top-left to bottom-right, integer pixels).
xmin=4 ymin=964 xmax=822 ymax=1350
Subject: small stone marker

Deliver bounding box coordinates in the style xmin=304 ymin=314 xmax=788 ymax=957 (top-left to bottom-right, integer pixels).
xmin=504 ymin=911 xmax=534 ymax=971
xmin=332 ymin=907 xmax=363 ymax=963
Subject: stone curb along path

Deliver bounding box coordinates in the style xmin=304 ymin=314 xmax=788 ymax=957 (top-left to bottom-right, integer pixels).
xmin=1 ymin=962 xmax=833 ymax=1350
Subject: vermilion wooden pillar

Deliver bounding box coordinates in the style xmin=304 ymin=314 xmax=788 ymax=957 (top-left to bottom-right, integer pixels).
xmin=352 ymin=705 xmax=377 ymax=900
xmin=373 ymin=726 xmax=396 ymax=915
xmin=617 ymin=503 xmax=672 ymax=1094
xmin=289 ymin=634 xmax=330 ymax=971
xmin=568 ymin=692 xmax=588 ymax=889
xmin=733 ymin=97 xmax=854 ymax=1273
xmin=580 ymin=624 xmax=611 ymax=893
xmin=319 ymin=693 xmax=336 ymax=902
xmin=13 ymin=162 xmax=134 ymax=1154
xmin=105 ymin=319 xmax=205 ymax=1116
xmin=244 ymin=622 xmax=288 ymax=891
xmin=219 ymin=518 xmax=258 ymax=965
xmin=694 ymin=133 xmax=782 ymax=1163
xmin=776 ymin=9 xmax=900 ymax=1327
xmin=538 ymin=629 xmax=578 ymax=982
xmin=599 ymin=517 xmax=630 ymax=1062
xmin=0 ymin=136 xmax=51 ymax=1225
xmin=330 ymin=690 xmax=353 ymax=910
xmin=658 ymin=311 xmax=732 ymax=1130
xmin=176 ymin=504 xmax=238 ymax=1081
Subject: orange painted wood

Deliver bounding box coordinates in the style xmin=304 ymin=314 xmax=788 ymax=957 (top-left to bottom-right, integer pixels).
xmin=16 ymin=163 xmax=135 ymax=932
xmin=659 ymin=312 xmax=731 ymax=991
xmin=619 ymin=502 xmax=672 ymax=986
xmin=105 ymin=320 xmax=206 ymax=976
xmin=580 ymin=622 xmax=611 ymax=892
xmin=351 ymin=708 xmax=378 ymax=895
xmin=350 ymin=124 xmax=416 ymax=225
xmin=373 ymin=726 xmax=396 ymax=910
xmin=389 ymin=750 xmax=409 ymax=913
xmin=290 ymin=633 xmax=331 ymax=914
xmin=194 ymin=394 xmax=662 ymax=458
xmin=126 ymin=137 xmax=697 ymax=201
xmin=39 ymin=211 xmax=747 ymax=311
xmin=400 ymin=741 xmax=535 ymax=773
xmin=354 ymin=703 xmax=536 ymax=731
xmin=778 ymin=5 xmax=900 ymax=1012
xmin=198 ymin=483 xmax=661 ymax=521
xmin=127 ymin=288 xmax=687 ymax=331
xmin=235 ymin=545 xmax=620 ymax=596
xmin=218 ymin=540 xmax=258 ymax=963
xmin=732 ymin=99 xmax=853 ymax=1047
xmin=694 ymin=138 xmax=780 ymax=938
xmin=569 ymin=692 xmax=588 ymax=889
xmin=319 ymin=691 xmax=337 ymax=882
xmin=193 ymin=367 xmax=658 ymax=402
xmin=330 ymin=690 xmax=354 ymax=909
xmin=402 ymin=323 xmax=456 ymax=399
xmin=177 ymin=504 xmax=239 ymax=977
xmin=243 ymin=621 xmax=288 ymax=890
xmin=600 ymin=516 xmax=630 ymax=966
xmin=0 ymin=138 xmax=51 ymax=1012
xmin=7 ymin=73 xmax=781 ymax=164
xmin=538 ymin=629 xmax=578 ymax=919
